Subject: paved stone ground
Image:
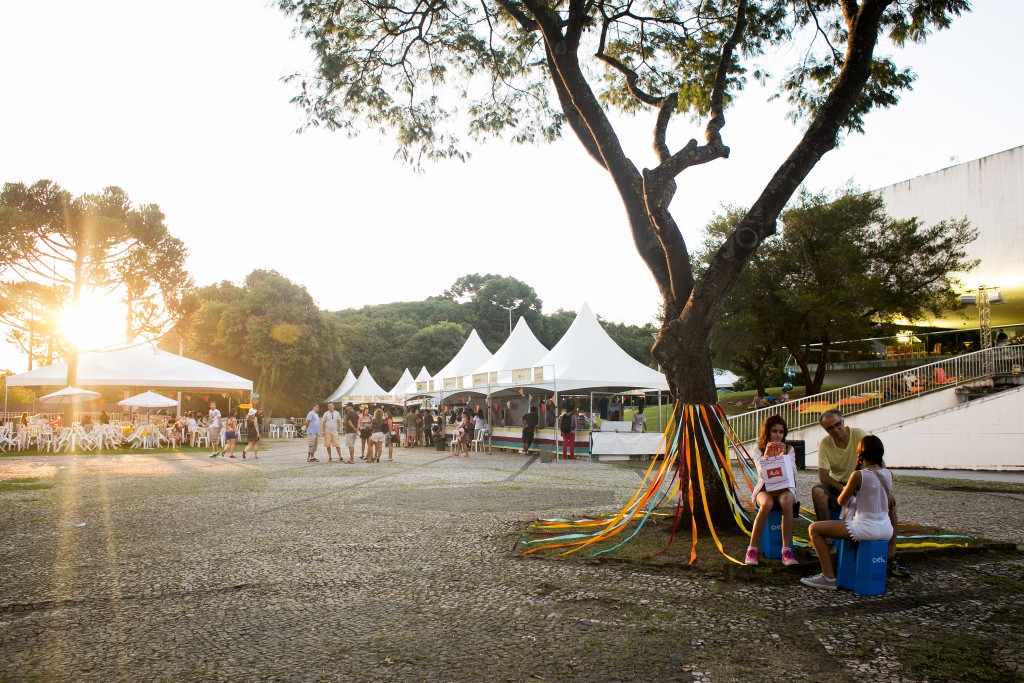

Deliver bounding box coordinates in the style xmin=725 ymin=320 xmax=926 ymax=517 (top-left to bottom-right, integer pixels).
xmin=0 ymin=441 xmax=1021 ymax=682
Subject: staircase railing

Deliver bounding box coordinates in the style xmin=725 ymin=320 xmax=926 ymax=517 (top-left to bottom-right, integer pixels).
xmin=726 ymin=344 xmax=1023 ymax=444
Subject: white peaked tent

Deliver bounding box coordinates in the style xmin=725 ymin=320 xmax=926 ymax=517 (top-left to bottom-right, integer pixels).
xmin=7 ymin=345 xmax=253 ymax=391
xmin=402 ymin=366 xmax=435 ymax=399
xmin=533 ymin=302 xmax=669 ymax=393
xmin=471 ymin=317 xmax=549 ymax=390
xmin=325 ymin=368 xmax=358 ymax=403
xmin=430 ymin=329 xmax=493 ymax=395
xmin=340 ymin=366 xmax=397 ymax=404
xmin=389 ymin=368 xmax=415 ymax=397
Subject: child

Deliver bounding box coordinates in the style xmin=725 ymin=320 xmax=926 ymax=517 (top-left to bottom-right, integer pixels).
xmin=801 ymin=434 xmax=894 ymax=589
xmin=222 ymin=417 xmax=238 ymax=458
xmin=745 ymin=416 xmax=799 ymax=566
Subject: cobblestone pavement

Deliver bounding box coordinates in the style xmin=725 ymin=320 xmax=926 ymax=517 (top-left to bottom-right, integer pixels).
xmin=1 ymin=442 xmax=1021 ymax=682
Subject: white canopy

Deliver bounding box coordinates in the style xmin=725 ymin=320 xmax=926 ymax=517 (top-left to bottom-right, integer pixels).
xmin=339 ymin=366 xmax=399 ymax=405
xmin=7 ymin=345 xmax=253 ymax=391
xmin=325 ymin=368 xmax=357 ymax=403
xmin=532 ymin=302 xmax=669 ymax=393
xmin=389 ymin=368 xmax=415 ymax=396
xmin=118 ymin=390 xmax=180 ymax=408
xmin=403 ymin=366 xmax=435 ymax=398
xmin=430 ymin=329 xmax=493 ymax=394
xmin=469 ymin=317 xmax=549 ymax=390
xmin=38 ymin=386 xmax=102 ymax=405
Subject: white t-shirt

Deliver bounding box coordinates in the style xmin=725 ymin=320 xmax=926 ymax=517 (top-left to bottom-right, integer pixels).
xmin=322 ymin=410 xmax=342 ymax=433
xmin=208 ymin=409 xmax=221 ymax=428
xmin=631 ymin=413 xmax=646 ymax=432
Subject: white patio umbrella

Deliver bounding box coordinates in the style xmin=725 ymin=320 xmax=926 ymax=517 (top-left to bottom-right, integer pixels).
xmin=118 ymin=391 xmax=180 ymax=409
xmin=38 ymin=386 xmax=102 ymax=405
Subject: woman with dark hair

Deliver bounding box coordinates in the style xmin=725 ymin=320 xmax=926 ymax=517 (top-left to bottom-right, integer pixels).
xmin=801 ymin=434 xmax=894 ymax=589
xmin=745 ymin=415 xmax=799 ymax=566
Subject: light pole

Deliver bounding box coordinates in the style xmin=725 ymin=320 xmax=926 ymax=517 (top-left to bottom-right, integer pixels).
xmin=500 ymin=304 xmax=515 ymax=337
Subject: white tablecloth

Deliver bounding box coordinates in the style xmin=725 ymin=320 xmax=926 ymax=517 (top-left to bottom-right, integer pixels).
xmin=591 ymin=432 xmax=663 ymax=455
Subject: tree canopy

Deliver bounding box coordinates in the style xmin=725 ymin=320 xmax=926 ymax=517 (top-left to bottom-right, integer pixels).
xmin=0 ymin=180 xmax=194 ymax=384
xmin=699 ymin=188 xmax=978 ymax=393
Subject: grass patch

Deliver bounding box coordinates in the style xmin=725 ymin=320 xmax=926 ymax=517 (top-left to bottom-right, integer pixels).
xmin=0 ymin=477 xmax=53 ymax=493
xmin=902 ymin=629 xmax=1013 ymax=682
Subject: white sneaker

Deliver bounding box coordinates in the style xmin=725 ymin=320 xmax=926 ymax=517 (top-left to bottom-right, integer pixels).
xmin=800 ymin=573 xmax=837 ymax=590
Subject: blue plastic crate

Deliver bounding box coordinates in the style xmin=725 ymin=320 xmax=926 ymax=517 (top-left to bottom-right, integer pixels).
xmin=759 ymin=507 xmax=783 ymax=559
xmin=836 ymin=538 xmax=888 ymax=595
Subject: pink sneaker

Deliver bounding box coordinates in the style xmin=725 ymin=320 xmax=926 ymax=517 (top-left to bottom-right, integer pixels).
xmin=781 ymin=547 xmax=798 ymax=566
xmin=744 ymin=548 xmax=758 ymax=565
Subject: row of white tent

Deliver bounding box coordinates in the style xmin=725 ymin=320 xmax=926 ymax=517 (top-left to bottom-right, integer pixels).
xmin=325 ymin=302 xmax=738 ymax=405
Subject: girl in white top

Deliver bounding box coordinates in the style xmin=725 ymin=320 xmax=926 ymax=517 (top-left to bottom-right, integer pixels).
xmin=745 ymin=416 xmax=799 ymax=566
xmin=801 ymin=434 xmax=895 ymax=590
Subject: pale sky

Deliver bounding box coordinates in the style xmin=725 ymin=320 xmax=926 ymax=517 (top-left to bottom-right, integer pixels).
xmin=1 ymin=1 xmax=1021 ymax=373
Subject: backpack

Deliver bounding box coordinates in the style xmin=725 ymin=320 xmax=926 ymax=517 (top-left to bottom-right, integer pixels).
xmin=560 ymin=413 xmax=574 ymax=433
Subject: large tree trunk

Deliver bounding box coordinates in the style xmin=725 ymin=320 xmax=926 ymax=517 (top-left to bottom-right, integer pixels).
xmin=653 ymin=318 xmax=734 ymax=528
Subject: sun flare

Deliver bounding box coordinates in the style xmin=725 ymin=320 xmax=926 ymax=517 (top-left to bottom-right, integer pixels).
xmin=57 ymin=290 xmax=128 ymax=352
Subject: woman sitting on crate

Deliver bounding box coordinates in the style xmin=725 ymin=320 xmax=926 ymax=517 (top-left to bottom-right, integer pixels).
xmin=800 ymin=434 xmax=894 ymax=590
xmin=745 ymin=415 xmax=800 ymax=567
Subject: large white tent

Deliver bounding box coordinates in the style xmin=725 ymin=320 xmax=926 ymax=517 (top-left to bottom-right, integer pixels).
xmin=429 ymin=329 xmax=493 ymax=395
xmin=7 ymin=345 xmax=253 ymax=391
xmin=338 ymin=366 xmax=398 ymax=405
xmin=532 ymin=303 xmax=669 ymax=393
xmin=325 ymin=368 xmax=357 ymax=403
xmin=389 ymin=368 xmax=415 ymax=397
xmin=469 ymin=317 xmax=549 ymax=394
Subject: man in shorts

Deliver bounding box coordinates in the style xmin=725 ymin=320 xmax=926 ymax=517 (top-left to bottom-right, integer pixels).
xmin=813 ymin=409 xmax=910 ymax=577
xmin=207 ymin=401 xmax=222 ymax=457
xmin=343 ymin=402 xmax=358 ymax=464
xmin=305 ymin=403 xmax=321 ymax=462
xmin=321 ymin=402 xmax=343 ymax=462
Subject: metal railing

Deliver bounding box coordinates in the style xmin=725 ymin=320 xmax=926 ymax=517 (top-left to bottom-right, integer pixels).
xmin=727 ymin=344 xmax=1023 ymax=444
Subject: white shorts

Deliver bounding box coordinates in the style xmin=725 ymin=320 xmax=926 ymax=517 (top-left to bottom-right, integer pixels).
xmin=845 ymin=517 xmax=893 ymax=542
xmin=369 ymin=432 xmax=385 ymax=443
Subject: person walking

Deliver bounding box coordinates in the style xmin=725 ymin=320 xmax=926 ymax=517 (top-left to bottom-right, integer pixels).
xmin=305 ymin=403 xmax=321 ymax=462
xmin=222 ymin=417 xmax=239 ymax=458
xmin=207 ymin=402 xmax=222 ymax=457
xmin=241 ymin=408 xmax=259 ymax=459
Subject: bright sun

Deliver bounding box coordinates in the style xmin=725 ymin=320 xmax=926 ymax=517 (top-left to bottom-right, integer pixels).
xmin=57 ymin=289 xmax=128 ymax=352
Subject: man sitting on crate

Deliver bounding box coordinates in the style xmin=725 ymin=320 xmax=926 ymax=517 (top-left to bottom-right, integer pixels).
xmin=812 ymin=409 xmax=910 ymax=578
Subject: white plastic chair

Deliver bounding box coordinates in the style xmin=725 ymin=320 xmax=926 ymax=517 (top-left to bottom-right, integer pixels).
xmin=194 ymin=428 xmax=210 ymax=448
xmin=0 ymin=427 xmax=17 ymax=451
xmin=53 ymin=428 xmax=73 ymax=452
xmin=471 ymin=428 xmax=487 ymax=452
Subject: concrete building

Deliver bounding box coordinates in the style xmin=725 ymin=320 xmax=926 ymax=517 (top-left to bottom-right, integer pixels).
xmin=877 ymin=144 xmax=1024 ymax=331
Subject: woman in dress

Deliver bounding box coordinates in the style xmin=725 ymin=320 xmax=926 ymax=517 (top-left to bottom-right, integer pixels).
xmin=358 ymin=405 xmax=373 ymax=459
xmin=745 ymin=415 xmax=799 ymax=566
xmin=242 ymin=408 xmax=259 ymax=459
xmin=801 ymin=435 xmax=895 ymax=589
